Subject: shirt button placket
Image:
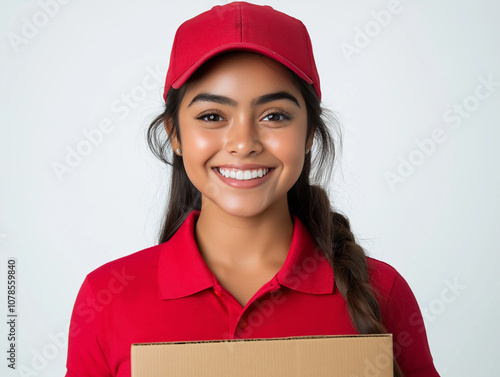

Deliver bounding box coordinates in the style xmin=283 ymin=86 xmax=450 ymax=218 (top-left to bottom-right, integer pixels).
xmin=213 ymin=286 xmax=245 ymax=338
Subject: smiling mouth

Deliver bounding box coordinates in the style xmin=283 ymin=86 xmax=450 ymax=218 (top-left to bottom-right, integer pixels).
xmin=215 ymin=167 xmax=273 ymax=181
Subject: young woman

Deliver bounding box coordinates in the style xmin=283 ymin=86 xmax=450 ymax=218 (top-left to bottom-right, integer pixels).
xmin=65 ymin=2 xmax=439 ymax=377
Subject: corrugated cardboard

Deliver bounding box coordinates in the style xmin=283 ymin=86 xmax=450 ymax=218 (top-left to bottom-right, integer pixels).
xmin=132 ymin=334 xmax=393 ymax=377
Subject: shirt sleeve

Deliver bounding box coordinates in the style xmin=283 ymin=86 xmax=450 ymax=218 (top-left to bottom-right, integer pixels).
xmin=384 ymin=273 xmax=440 ymax=377
xmin=65 ymin=276 xmax=113 ymax=377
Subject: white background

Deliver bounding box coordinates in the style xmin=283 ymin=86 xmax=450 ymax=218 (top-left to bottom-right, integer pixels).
xmin=1 ymin=0 xmax=499 ymax=376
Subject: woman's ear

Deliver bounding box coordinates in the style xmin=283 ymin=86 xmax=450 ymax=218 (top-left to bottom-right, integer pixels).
xmin=306 ymin=129 xmax=314 ymax=152
xmin=164 ymin=118 xmax=180 ymax=151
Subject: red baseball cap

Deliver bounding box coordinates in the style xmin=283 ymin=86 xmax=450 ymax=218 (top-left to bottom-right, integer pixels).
xmin=163 ymin=1 xmax=321 ymax=102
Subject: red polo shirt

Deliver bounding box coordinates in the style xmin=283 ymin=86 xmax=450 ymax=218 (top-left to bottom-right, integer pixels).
xmin=65 ymin=210 xmax=439 ymax=377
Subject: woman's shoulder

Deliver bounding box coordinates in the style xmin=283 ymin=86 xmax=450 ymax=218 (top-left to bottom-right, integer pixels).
xmin=83 ymin=243 xmax=166 ymax=290
xmin=366 ymin=256 xmax=401 ymax=283
xmin=366 ymin=256 xmax=412 ymax=303
xmin=365 ymin=256 xmax=422 ymax=318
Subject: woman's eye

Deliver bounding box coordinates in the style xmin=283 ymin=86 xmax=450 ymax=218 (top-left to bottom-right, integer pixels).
xmin=262 ymin=112 xmax=290 ymax=122
xmin=198 ymin=113 xmax=224 ymax=122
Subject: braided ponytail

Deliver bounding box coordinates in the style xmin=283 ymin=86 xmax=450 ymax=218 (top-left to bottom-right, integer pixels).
xmin=287 ymin=74 xmax=404 ymax=377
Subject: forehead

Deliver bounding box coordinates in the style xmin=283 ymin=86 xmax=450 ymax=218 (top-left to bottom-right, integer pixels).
xmin=182 ymin=52 xmax=302 ymax=99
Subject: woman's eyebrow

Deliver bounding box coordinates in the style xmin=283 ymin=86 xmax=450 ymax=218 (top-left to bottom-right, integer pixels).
xmin=187 ymin=91 xmax=300 ymax=108
xmin=188 ymin=93 xmax=237 ymax=107
xmin=252 ymin=92 xmax=300 ymax=108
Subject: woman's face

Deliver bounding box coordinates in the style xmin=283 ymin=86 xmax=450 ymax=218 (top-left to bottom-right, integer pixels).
xmin=174 ymin=52 xmax=311 ymax=218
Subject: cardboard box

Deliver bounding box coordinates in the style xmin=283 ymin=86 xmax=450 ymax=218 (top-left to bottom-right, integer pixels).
xmin=131 ymin=334 xmax=393 ymax=377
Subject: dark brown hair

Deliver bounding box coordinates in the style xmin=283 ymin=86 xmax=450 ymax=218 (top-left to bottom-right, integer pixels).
xmin=146 ymin=55 xmax=403 ymax=377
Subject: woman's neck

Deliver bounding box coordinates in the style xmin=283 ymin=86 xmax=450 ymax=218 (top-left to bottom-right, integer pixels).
xmin=194 ymin=198 xmax=294 ymax=272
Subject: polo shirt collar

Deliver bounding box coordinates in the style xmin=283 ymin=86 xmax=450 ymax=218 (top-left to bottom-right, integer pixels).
xmin=158 ymin=210 xmax=334 ymax=300
xmin=158 ymin=210 xmax=214 ymax=300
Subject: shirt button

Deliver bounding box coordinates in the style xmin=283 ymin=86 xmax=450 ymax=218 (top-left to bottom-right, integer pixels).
xmin=238 ymin=318 xmax=248 ymax=329
xmin=214 ymin=289 xmax=222 ymax=297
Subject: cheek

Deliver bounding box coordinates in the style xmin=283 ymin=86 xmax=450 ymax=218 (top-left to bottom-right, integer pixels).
xmin=181 ymin=129 xmax=221 ymax=185
xmin=182 ymin=127 xmax=223 ymax=168
xmin=183 ymin=128 xmax=217 ymax=151
xmin=265 ymin=129 xmax=306 ymax=169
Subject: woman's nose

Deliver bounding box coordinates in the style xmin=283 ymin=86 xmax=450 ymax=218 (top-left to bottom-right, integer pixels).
xmin=225 ymin=116 xmax=264 ymax=156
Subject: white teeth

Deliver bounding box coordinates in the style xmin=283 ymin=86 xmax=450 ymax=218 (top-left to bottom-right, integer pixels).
xmin=218 ymin=167 xmax=271 ymax=180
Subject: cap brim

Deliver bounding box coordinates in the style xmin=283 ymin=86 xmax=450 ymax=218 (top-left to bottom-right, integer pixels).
xmin=171 ymin=43 xmax=314 ymax=90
